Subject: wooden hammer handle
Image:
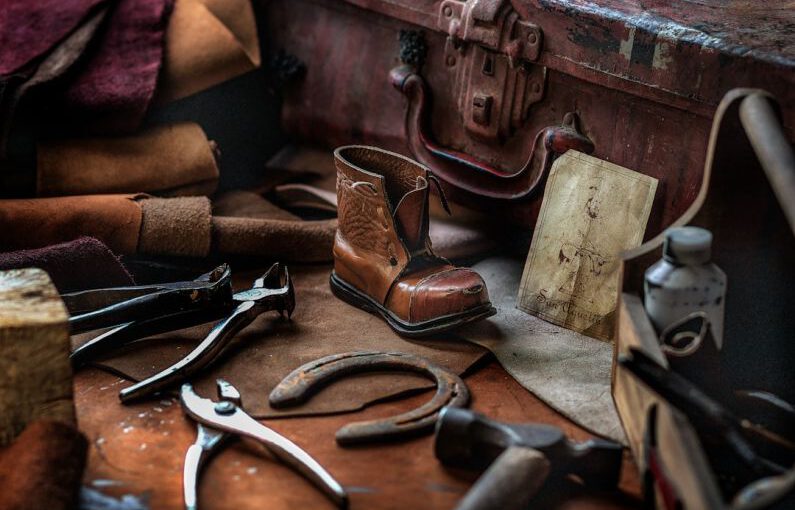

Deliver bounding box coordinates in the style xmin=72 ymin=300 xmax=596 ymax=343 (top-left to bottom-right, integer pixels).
xmin=455 ymin=445 xmax=551 ymax=510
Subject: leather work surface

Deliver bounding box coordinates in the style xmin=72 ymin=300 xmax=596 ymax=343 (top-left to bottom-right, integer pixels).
xmin=74 ymin=264 xmax=488 ymax=418
xmin=75 ymin=360 xmax=642 ymax=509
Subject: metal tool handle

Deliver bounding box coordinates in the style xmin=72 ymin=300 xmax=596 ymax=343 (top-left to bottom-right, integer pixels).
xmin=119 ymin=300 xmax=257 ymax=403
xmin=183 ymin=444 xmax=204 ymax=510
xmin=235 ymin=412 xmax=348 ymax=508
xmin=69 ymin=290 xmax=179 ymax=334
xmin=455 ymin=445 xmax=550 ymax=510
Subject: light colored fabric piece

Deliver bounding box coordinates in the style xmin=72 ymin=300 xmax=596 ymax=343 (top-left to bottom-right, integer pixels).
xmin=137 ymin=196 xmax=212 ymax=257
xmin=461 ymin=256 xmax=626 ymax=443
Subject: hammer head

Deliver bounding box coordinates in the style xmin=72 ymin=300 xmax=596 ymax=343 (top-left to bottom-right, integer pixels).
xmin=435 ymin=408 xmax=622 ymax=490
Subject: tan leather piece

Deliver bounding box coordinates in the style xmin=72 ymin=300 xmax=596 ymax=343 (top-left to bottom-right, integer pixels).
xmin=37 ymin=123 xmax=219 ymax=197
xmin=333 ymin=146 xmax=493 ymax=329
xmin=155 ymin=0 xmax=260 ymax=104
xmin=0 ymin=195 xmax=143 ymax=254
xmin=137 ymin=196 xmax=213 ymax=257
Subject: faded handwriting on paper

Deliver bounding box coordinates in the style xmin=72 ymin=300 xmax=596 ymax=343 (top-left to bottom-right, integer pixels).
xmin=517 ymin=151 xmax=657 ymax=341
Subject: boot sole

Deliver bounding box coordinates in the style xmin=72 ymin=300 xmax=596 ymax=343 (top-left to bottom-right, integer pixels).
xmin=330 ymin=272 xmax=496 ymax=338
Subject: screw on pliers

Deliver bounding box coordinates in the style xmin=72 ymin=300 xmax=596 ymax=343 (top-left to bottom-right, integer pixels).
xmin=180 ymin=379 xmax=347 ymax=510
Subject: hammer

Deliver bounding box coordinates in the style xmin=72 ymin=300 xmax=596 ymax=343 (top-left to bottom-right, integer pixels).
xmin=435 ymin=408 xmax=623 ymax=510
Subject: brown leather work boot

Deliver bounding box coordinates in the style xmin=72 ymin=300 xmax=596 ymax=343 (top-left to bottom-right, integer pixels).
xmin=331 ymin=145 xmax=495 ymax=337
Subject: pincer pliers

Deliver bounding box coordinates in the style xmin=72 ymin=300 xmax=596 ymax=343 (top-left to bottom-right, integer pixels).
xmin=181 ymin=379 xmax=348 ymax=509
xmin=64 ymin=263 xmax=295 ymax=403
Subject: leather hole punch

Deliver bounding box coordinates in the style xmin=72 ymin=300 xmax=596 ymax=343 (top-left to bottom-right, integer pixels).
xmin=269 ymin=351 xmax=470 ymax=446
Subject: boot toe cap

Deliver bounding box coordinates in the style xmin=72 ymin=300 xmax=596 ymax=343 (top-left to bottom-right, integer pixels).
xmin=409 ymin=268 xmax=491 ymax=323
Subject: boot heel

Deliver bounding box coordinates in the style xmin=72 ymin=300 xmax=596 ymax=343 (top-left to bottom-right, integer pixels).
xmin=329 ymin=272 xmax=376 ymax=314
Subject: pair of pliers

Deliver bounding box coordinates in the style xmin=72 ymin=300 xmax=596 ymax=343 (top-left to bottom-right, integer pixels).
xmin=67 ymin=263 xmax=295 ymax=403
xmin=181 ymin=380 xmax=348 ymax=509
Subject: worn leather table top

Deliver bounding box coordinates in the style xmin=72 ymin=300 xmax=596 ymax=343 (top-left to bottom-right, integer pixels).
xmin=75 ymin=358 xmax=641 ymax=509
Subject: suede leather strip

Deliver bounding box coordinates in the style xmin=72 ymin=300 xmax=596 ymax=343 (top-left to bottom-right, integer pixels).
xmin=212 ymin=216 xmax=337 ymax=263
xmin=37 ymin=123 xmax=219 ymax=197
xmin=0 ymin=195 xmax=142 ymax=254
xmin=137 ymin=196 xmax=212 ymax=256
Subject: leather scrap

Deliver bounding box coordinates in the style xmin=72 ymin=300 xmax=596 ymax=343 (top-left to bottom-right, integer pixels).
xmin=0 ymin=195 xmax=143 ymax=254
xmin=77 ymin=264 xmax=487 ymax=418
xmin=37 ymin=122 xmax=219 ymax=197
xmin=458 ymin=256 xmax=626 ymax=444
xmin=0 ymin=237 xmax=133 ymax=293
xmin=155 ymin=0 xmax=261 ymax=104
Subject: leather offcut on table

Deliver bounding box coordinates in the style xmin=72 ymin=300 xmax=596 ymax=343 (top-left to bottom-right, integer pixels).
xmin=0 ymin=192 xmax=337 ymax=262
xmin=0 ymin=237 xmax=133 ymax=293
xmin=155 ymin=0 xmax=261 ymax=104
xmin=75 ymin=264 xmax=487 ymax=418
xmin=37 ymin=123 xmax=219 ymax=197
xmin=457 ymin=256 xmax=626 ymax=444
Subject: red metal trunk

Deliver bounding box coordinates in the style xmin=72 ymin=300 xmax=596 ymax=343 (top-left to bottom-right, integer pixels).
xmin=263 ymin=0 xmax=794 ymax=237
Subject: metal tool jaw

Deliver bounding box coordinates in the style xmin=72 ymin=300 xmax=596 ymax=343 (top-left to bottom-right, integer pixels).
xmin=117 ymin=263 xmax=295 ymax=403
xmin=233 ymin=263 xmax=295 ymax=319
xmin=180 ymin=380 xmax=347 ymax=510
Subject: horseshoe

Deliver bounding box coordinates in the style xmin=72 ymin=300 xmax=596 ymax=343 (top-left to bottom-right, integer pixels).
xmin=269 ymin=351 xmax=470 ymax=446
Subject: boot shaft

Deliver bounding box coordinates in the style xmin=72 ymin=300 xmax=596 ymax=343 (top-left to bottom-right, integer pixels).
xmin=334 ymin=145 xmax=432 ymax=256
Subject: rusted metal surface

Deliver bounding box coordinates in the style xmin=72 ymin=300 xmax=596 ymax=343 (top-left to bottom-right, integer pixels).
xmin=264 ymin=0 xmax=793 ymax=235
xmin=269 ymin=351 xmax=470 ymax=446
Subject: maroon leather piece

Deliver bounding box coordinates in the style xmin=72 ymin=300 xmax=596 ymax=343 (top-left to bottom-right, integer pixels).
xmin=0 ymin=0 xmax=108 ymax=75
xmin=0 ymin=236 xmax=133 ymax=293
xmin=60 ymin=0 xmax=174 ymax=133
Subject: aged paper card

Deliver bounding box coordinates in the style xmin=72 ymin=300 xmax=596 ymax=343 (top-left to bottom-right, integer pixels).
xmin=517 ymin=151 xmax=658 ymax=340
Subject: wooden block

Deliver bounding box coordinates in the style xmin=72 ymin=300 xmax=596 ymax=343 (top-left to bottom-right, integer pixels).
xmin=0 ymin=268 xmax=74 ymax=446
